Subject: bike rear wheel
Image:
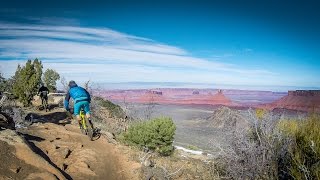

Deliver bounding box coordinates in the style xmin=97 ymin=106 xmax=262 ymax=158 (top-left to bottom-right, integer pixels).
xmin=44 ymin=100 xmax=48 ymax=112
xmin=41 ymin=97 xmax=49 ymax=112
xmin=81 ymin=116 xmax=93 ymax=141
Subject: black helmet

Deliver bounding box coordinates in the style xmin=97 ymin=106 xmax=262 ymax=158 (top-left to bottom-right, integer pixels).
xmin=68 ymin=80 xmax=77 ymax=87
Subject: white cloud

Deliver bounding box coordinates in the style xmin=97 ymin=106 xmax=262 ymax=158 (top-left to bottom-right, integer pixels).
xmin=1 ymin=60 xmax=278 ymax=86
xmin=0 ymin=22 xmax=276 ymax=86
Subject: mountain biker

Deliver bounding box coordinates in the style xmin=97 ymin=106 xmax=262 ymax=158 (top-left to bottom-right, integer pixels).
xmin=38 ymin=84 xmax=49 ymax=109
xmin=64 ymin=80 xmax=94 ymax=130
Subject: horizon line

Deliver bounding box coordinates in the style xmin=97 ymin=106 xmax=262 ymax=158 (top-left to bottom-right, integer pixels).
xmin=64 ymin=81 xmax=320 ymax=92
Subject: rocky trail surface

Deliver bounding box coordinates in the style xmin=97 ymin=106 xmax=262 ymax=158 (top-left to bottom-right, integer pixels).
xmin=0 ymin=108 xmax=140 ymax=180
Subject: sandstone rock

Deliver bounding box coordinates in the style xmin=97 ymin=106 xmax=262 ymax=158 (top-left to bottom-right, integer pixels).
xmin=143 ymin=159 xmax=151 ymax=167
xmin=102 ymin=131 xmax=117 ymax=144
xmin=138 ymin=90 xmax=165 ymax=103
xmin=266 ymin=90 xmax=320 ymax=112
xmin=209 ymin=90 xmax=232 ymax=105
xmin=63 ymin=148 xmax=72 ymax=159
xmin=26 ymin=172 xmax=59 ymax=180
xmin=9 ymin=166 xmax=21 ymax=173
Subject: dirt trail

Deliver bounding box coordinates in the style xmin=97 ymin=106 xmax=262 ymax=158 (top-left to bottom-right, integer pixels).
xmin=0 ymin=109 xmax=140 ymax=180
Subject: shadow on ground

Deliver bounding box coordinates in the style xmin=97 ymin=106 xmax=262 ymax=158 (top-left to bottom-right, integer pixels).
xmin=37 ymin=103 xmax=62 ymax=112
xmin=25 ymin=111 xmax=71 ymax=126
xmin=18 ymin=132 xmax=72 ymax=180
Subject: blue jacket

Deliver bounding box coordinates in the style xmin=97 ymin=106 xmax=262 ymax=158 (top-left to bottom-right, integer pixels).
xmin=64 ymin=84 xmax=91 ymax=110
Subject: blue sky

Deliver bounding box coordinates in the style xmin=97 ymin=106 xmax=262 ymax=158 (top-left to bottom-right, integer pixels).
xmin=0 ymin=0 xmax=319 ymax=91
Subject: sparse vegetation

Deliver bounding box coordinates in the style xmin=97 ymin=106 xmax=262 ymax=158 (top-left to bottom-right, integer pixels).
xmin=255 ymin=108 xmax=267 ymax=119
xmin=210 ymin=109 xmax=320 ymax=180
xmin=278 ymin=115 xmax=320 ymax=179
xmin=88 ymin=96 xmax=129 ymax=136
xmin=123 ymin=117 xmax=176 ymax=156
xmin=187 ymin=145 xmax=200 ymax=151
xmin=213 ymin=109 xmax=282 ymax=179
xmin=93 ymin=96 xmax=126 ymax=119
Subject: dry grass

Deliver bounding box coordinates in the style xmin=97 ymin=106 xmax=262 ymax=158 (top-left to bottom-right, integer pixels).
xmin=211 ymin=109 xmax=320 ymax=180
xmin=278 ymin=114 xmax=320 ymax=179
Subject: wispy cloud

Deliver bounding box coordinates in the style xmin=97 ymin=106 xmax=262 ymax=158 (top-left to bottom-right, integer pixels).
xmin=24 ymin=17 xmax=81 ymax=26
xmin=0 ymin=21 xmax=275 ymax=86
xmin=244 ymin=48 xmax=253 ymax=52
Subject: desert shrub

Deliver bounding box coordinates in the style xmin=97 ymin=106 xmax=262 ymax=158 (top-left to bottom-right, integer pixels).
xmin=255 ymin=108 xmax=267 ymax=120
xmin=213 ymin=109 xmax=288 ymax=179
xmin=277 ymin=119 xmax=299 ymax=136
xmin=123 ymin=117 xmax=176 ymax=156
xmin=279 ymin=115 xmax=320 ymax=179
xmin=214 ymin=109 xmax=320 ymax=180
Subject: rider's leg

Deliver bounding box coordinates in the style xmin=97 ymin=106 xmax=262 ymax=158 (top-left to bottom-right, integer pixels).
xmin=76 ymin=115 xmax=82 ymax=129
xmin=41 ymin=96 xmax=44 ymax=106
xmin=86 ymin=113 xmax=94 ymax=129
xmin=74 ymin=103 xmax=82 ymax=129
xmin=84 ymin=102 xmax=94 ymax=129
xmin=44 ymin=95 xmax=48 ymax=109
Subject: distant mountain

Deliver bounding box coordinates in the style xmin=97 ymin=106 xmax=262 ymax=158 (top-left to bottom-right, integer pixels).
xmin=264 ymin=90 xmax=320 ymax=112
xmin=97 ymin=82 xmax=319 ymax=92
xmin=99 ymin=88 xmax=285 ymax=106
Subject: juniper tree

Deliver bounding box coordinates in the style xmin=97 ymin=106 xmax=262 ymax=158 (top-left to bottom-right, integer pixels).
xmin=124 ymin=117 xmax=176 ymax=156
xmin=12 ymin=59 xmax=43 ymax=106
xmin=43 ymin=68 xmax=60 ymax=92
xmin=0 ymin=72 xmax=6 ymax=92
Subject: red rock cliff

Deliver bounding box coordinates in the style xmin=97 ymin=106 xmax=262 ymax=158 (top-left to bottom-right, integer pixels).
xmin=267 ymin=90 xmax=320 ymax=112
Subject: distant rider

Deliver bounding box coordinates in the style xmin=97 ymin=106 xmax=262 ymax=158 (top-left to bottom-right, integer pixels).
xmin=38 ymin=84 xmax=49 ymax=108
xmin=64 ymin=80 xmax=94 ymax=130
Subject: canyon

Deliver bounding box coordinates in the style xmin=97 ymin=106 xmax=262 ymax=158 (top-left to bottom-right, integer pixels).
xmin=98 ymin=88 xmax=320 ymax=112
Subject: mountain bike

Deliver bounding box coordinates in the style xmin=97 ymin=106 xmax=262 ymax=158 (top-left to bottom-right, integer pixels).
xmin=79 ymin=108 xmax=94 ymax=141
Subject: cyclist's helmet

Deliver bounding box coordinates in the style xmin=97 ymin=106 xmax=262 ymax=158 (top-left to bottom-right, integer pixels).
xmin=68 ymin=80 xmax=77 ymax=88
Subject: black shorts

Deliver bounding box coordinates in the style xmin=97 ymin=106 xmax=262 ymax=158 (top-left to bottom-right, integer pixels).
xmin=40 ymin=92 xmax=48 ymax=100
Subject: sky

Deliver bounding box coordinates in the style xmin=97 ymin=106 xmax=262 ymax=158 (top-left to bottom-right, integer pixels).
xmin=0 ymin=0 xmax=319 ymax=91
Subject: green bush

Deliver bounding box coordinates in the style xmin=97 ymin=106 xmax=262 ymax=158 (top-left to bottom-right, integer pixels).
xmin=187 ymin=145 xmax=200 ymax=151
xmin=123 ymin=117 xmax=176 ymax=156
